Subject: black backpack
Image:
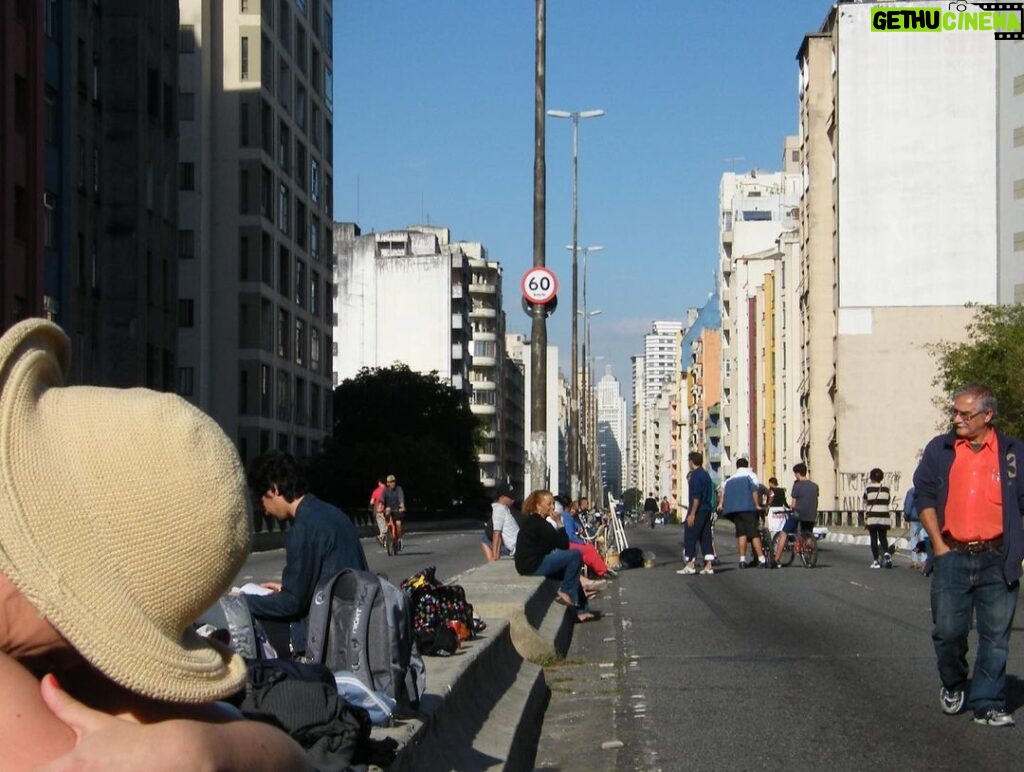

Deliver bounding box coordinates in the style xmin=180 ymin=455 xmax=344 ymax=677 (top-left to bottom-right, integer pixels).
xmin=305 ymin=568 xmax=425 ymax=712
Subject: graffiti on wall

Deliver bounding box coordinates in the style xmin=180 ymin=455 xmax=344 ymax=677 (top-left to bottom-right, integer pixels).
xmin=838 ymin=470 xmax=902 ymax=512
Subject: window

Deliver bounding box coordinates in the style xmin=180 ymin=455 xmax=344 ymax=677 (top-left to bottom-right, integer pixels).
xmin=296 ymin=26 xmax=307 ymax=76
xmin=310 ymin=158 xmax=319 ymax=203
xmin=311 ymin=383 xmax=321 ymax=428
xmin=44 ymin=87 xmax=58 ymax=144
xmin=179 ymin=25 xmax=196 ymax=53
xmin=45 ymin=0 xmax=57 ymax=37
xmin=239 ymin=236 xmax=250 ymax=280
xmin=277 ymin=120 xmax=290 ymax=172
xmin=278 ymin=246 xmax=290 ymax=296
xmin=324 ymin=66 xmax=333 ymax=111
xmin=295 ymin=260 xmax=306 ymax=306
xmin=179 ymin=91 xmax=195 ymax=121
xmin=311 ymin=104 xmax=321 ymax=148
xmin=180 ymin=229 xmax=195 ymax=260
xmin=260 ymin=364 xmax=271 ymax=417
xmin=276 ymin=371 xmax=290 ymax=421
xmin=310 ymin=328 xmax=321 ymax=372
xmin=92 ymin=149 xmax=100 ymax=193
xmin=295 ymin=201 xmax=307 ymax=247
xmin=324 ymin=12 xmax=333 ymax=55
xmin=295 ymin=85 xmax=307 ymax=131
xmin=240 ymin=36 xmax=250 ymax=80
xmin=277 ymin=182 xmax=289 ymax=234
xmin=295 ymin=319 xmax=305 ymax=366
xmin=295 ymin=144 xmax=306 ymax=190
xmin=310 ymin=275 xmax=319 ymax=316
xmin=741 ymin=210 xmax=771 ymax=222
xmin=147 ymin=68 xmax=159 ymax=118
xmin=279 ymin=0 xmax=290 ymax=51
xmin=261 ymin=98 xmax=273 ymax=154
xmin=295 ymin=378 xmax=306 ymax=426
xmin=277 ymin=308 xmax=289 ymax=358
xmin=261 ymin=34 xmax=273 ymax=86
xmin=260 ymin=165 xmax=272 ymax=218
xmin=43 ymin=192 xmax=57 ymax=249
xmin=178 ymin=299 xmax=194 ymax=327
xmin=177 ymin=368 xmax=195 ymax=397
xmin=310 ymin=214 xmax=320 ymax=259
xmin=179 ymin=162 xmax=195 ymax=191
xmin=239 ymin=369 xmax=249 ymax=414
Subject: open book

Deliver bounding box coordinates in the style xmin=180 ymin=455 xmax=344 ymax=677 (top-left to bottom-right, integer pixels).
xmin=231 ymin=582 xmax=274 ymax=596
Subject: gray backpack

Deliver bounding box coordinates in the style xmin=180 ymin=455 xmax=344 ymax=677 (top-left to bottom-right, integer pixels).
xmin=306 ymin=568 xmax=425 ymax=711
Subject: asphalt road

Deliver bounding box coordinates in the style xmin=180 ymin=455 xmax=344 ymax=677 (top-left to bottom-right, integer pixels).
xmin=236 ymin=520 xmax=1024 ymax=771
xmin=538 ymin=524 xmax=1024 ymax=772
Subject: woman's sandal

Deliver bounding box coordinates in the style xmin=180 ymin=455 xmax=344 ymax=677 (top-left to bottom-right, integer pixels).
xmin=576 ymin=611 xmax=602 ymax=623
xmin=555 ymin=591 xmax=574 ymax=607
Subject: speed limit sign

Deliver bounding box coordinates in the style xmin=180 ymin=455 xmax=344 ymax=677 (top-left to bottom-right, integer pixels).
xmin=521 ymin=267 xmax=558 ymax=304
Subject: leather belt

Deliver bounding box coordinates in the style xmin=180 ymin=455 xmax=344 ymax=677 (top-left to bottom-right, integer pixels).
xmin=943 ymin=534 xmax=1003 ymax=554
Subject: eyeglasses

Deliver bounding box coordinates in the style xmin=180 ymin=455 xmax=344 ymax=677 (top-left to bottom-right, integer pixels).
xmin=950 ymin=408 xmax=986 ymax=421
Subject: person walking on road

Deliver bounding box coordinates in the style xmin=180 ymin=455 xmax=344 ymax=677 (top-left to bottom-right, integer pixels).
xmin=913 ymin=383 xmax=1024 ymax=727
xmin=678 ymin=452 xmax=716 ymax=575
xmin=903 ymin=486 xmax=927 ymax=570
xmin=863 ymin=468 xmax=894 ymax=568
xmin=721 ymin=458 xmax=767 ymax=568
xmin=774 ymin=463 xmax=818 ymax=565
xmin=643 ymin=493 xmax=659 ymax=529
xmin=382 ymin=473 xmax=407 ymax=547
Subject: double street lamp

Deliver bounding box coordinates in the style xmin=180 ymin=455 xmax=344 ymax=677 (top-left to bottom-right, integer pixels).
xmin=548 ymin=108 xmax=604 ymax=501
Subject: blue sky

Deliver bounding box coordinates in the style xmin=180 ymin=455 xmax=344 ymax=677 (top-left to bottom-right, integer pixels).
xmin=332 ymin=0 xmax=833 ymax=393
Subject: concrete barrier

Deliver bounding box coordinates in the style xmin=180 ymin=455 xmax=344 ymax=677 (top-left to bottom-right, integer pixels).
xmin=377 ymin=559 xmax=570 ymax=770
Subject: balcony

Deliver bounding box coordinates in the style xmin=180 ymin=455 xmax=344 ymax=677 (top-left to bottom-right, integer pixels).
xmin=469 ymin=283 xmax=496 ymax=294
xmin=470 ymin=404 xmax=497 ymax=416
xmin=469 ymin=306 xmax=497 ymax=319
xmin=473 ymin=354 xmax=496 ymax=367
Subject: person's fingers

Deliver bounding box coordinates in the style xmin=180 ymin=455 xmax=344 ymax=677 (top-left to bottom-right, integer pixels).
xmin=39 ymin=674 xmax=110 ymax=740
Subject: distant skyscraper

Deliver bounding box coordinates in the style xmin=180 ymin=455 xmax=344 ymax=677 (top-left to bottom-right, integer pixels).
xmin=643 ymin=321 xmax=683 ymax=409
xmin=596 ymin=365 xmax=626 ymax=497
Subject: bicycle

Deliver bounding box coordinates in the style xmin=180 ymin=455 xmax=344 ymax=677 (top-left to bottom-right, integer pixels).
xmin=381 ymin=511 xmax=402 ymax=556
xmin=778 ymin=528 xmax=818 ymax=568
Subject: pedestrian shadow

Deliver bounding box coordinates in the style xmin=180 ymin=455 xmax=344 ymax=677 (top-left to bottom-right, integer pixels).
xmin=1007 ymin=675 xmax=1024 ymax=712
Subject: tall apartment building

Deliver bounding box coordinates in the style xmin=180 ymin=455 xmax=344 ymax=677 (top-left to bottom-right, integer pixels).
xmin=793 ymin=1 xmax=1023 ymax=508
xmin=596 ymin=365 xmax=627 ymax=498
xmin=1 ymin=2 xmax=45 ymax=330
xmin=334 ymin=225 xmax=524 ymax=491
xmin=178 ymin=0 xmax=336 ymax=463
xmin=680 ymin=293 xmax=722 ymax=492
xmin=507 ymin=334 xmax=563 ymax=495
xmin=629 ymin=354 xmax=645 ymax=493
xmin=643 ymin=320 xmax=683 ymax=409
xmin=717 ymin=162 xmax=800 ymax=476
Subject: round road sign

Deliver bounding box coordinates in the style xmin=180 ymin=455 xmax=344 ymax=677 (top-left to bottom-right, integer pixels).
xmin=521 ymin=267 xmax=558 ymax=304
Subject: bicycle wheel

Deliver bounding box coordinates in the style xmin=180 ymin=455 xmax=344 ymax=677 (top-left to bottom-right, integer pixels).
xmin=800 ymin=536 xmax=818 ymax=568
xmin=760 ymin=529 xmax=777 ymax=568
xmin=782 ymin=534 xmax=796 ymax=566
xmin=384 ymin=527 xmax=394 ymax=556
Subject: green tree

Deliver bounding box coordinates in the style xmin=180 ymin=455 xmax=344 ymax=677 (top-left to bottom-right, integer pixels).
xmin=929 ymin=304 xmax=1024 ymax=438
xmin=307 ymin=365 xmax=485 ymax=512
xmin=621 ymin=487 xmax=642 ymax=511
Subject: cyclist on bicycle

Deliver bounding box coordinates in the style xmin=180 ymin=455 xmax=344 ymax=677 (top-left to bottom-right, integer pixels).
xmin=774 ymin=462 xmax=819 ymax=564
xmin=382 ymin=473 xmax=406 ymax=548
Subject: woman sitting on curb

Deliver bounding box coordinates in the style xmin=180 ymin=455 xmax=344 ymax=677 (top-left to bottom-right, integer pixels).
xmin=0 ymin=319 xmax=310 ymax=770
xmin=514 ymin=490 xmax=601 ymax=623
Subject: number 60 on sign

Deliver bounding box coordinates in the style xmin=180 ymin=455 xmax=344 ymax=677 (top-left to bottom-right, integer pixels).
xmin=521 ymin=267 xmax=558 ymax=304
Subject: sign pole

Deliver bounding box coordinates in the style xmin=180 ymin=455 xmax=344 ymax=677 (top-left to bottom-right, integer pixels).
xmin=530 ymin=0 xmax=548 ymax=494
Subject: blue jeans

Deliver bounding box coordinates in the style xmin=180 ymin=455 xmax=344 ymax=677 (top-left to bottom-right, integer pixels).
xmin=532 ymin=548 xmax=587 ymax=612
xmin=683 ymin=509 xmax=714 ymax=562
xmin=930 ymin=549 xmax=1019 ymax=713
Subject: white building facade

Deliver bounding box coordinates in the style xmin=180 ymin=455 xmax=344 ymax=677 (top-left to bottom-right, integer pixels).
xmin=596 ymin=365 xmax=627 ymax=499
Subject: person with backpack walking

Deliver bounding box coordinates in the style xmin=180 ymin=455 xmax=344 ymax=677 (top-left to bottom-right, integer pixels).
xmin=903 ymin=486 xmax=927 ymax=570
xmin=863 ymin=468 xmax=893 ymax=568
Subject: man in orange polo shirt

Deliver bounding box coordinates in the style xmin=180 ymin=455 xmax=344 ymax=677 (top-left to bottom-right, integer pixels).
xmin=913 ymin=383 xmax=1024 ymax=727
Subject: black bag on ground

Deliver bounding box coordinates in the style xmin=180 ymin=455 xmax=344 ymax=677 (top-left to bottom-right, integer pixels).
xmin=305 ymin=568 xmax=425 ymax=712
xmin=618 ymin=547 xmax=644 ymax=569
xmin=241 ymin=659 xmax=372 ymax=771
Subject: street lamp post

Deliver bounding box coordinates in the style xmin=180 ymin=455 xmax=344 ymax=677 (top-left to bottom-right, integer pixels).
xmin=548 ymin=108 xmax=603 ymax=500
xmin=578 ymin=309 xmax=601 ymax=498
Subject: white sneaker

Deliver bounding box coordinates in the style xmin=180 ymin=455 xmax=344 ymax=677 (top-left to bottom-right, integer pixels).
xmin=677 ymin=564 xmax=697 ymax=575
xmin=870 ymin=561 xmax=881 ymax=569
xmin=700 ymin=566 xmax=714 ymax=575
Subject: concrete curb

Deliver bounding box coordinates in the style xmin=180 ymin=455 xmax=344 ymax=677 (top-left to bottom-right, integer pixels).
xmin=373 ymin=559 xmax=574 ymax=770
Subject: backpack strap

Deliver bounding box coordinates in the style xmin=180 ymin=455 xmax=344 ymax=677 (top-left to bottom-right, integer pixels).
xmin=306 ymin=569 xmax=344 ymax=665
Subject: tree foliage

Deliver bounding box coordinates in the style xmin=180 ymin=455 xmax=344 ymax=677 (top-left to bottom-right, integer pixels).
xmin=306 ymin=365 xmax=485 ymax=512
xmin=929 ymin=304 xmax=1024 ymax=438
xmin=621 ymin=488 xmax=642 ymax=511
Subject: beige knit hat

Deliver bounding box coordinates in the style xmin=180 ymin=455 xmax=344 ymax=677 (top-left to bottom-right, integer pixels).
xmin=0 ymin=319 xmax=251 ymax=702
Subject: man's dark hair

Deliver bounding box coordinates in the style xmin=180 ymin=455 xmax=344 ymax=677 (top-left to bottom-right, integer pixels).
xmin=688 ymin=451 xmax=703 ymax=467
xmin=736 ymin=457 xmax=750 ymax=468
xmin=869 ymin=467 xmax=884 ymax=483
xmin=768 ymin=477 xmax=778 ymax=486
xmin=793 ymin=462 xmax=808 ymax=476
xmin=247 ymin=449 xmax=309 ymax=503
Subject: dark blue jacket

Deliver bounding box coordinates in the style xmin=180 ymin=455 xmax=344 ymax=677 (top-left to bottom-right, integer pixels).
xmin=247 ymin=494 xmax=369 ymax=653
xmin=688 ymin=467 xmax=714 ymax=514
xmin=912 ymin=429 xmax=1024 ymax=585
